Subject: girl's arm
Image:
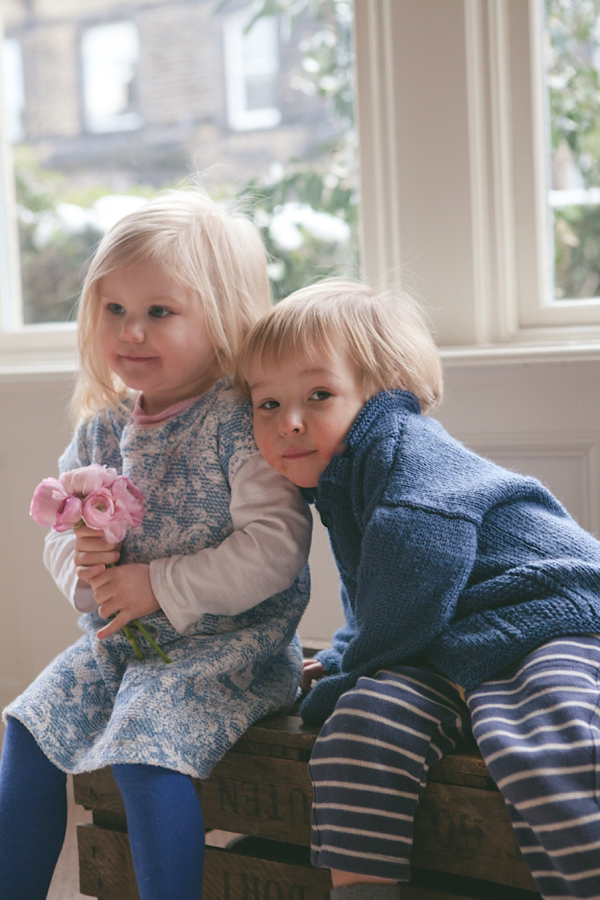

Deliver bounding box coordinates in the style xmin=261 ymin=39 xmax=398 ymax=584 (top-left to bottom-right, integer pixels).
xmin=43 ymin=530 xmax=96 ymax=612
xmin=148 ymin=454 xmax=312 ymax=633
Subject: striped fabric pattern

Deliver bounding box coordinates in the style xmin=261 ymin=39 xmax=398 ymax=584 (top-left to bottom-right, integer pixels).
xmin=467 ymin=636 xmax=600 ymax=900
xmin=309 ymin=667 xmax=470 ymax=880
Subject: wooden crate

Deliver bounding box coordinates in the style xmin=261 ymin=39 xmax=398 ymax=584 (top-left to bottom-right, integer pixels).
xmin=73 ymin=709 xmax=540 ymax=900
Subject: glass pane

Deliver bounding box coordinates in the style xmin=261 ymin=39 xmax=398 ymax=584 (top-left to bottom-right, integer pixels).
xmin=246 ymin=74 xmax=278 ymax=111
xmin=2 ymin=38 xmax=24 ymax=143
xmin=81 ymin=22 xmax=142 ymax=134
xmin=242 ymin=15 xmax=278 ymax=66
xmin=1 ymin=0 xmax=359 ymax=327
xmin=544 ymin=0 xmax=600 ymax=299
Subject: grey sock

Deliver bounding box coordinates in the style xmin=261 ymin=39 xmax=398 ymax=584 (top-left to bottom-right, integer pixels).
xmin=330 ymin=885 xmax=401 ymax=900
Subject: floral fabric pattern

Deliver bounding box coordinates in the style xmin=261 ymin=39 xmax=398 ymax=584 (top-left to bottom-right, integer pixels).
xmin=5 ymin=379 xmax=309 ymax=777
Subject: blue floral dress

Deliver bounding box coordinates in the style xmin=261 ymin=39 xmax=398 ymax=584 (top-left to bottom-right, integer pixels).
xmin=5 ymin=379 xmax=309 ymax=777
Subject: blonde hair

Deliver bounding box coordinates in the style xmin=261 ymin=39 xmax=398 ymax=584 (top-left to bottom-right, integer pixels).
xmin=72 ymin=188 xmax=271 ymax=421
xmin=236 ymin=278 xmax=443 ymax=411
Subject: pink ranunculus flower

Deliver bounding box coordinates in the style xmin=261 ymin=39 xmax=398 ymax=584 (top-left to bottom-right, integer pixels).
xmin=54 ymin=495 xmax=84 ymax=532
xmin=60 ymin=463 xmax=119 ymax=497
xmin=111 ymin=476 xmax=145 ymax=527
xmin=81 ymin=488 xmax=128 ymax=543
xmin=30 ymin=477 xmax=70 ymax=527
xmin=29 ymin=464 xmax=170 ymax=664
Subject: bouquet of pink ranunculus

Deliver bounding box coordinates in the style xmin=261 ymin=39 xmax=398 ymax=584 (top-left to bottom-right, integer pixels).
xmin=30 ymin=463 xmax=170 ymax=663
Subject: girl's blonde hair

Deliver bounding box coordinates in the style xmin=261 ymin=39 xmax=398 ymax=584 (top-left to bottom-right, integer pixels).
xmin=236 ymin=279 xmax=443 ymax=411
xmin=72 ymin=188 xmax=271 ymax=421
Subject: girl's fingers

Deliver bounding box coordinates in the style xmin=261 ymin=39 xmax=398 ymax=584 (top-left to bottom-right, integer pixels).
xmin=75 ymin=550 xmax=120 ymax=567
xmin=76 ymin=563 xmax=106 ymax=584
xmin=97 ymin=608 xmax=132 ymax=639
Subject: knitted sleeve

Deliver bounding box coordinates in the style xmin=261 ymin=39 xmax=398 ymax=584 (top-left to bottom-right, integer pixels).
xmin=300 ymin=505 xmax=477 ymax=724
xmin=347 ymin=505 xmax=477 ymax=663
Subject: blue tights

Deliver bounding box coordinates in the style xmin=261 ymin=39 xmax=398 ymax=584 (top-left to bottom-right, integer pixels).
xmin=0 ymin=718 xmax=205 ymax=900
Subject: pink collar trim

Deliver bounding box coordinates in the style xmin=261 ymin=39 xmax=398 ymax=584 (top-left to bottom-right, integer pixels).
xmin=132 ymin=394 xmax=200 ymax=425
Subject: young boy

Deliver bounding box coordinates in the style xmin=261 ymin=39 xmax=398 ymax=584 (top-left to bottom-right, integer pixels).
xmin=236 ymin=279 xmax=600 ymax=900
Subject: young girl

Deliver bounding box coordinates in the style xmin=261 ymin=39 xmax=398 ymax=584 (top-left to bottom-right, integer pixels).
xmin=237 ymin=278 xmax=600 ymax=900
xmin=0 ymin=188 xmax=311 ymax=900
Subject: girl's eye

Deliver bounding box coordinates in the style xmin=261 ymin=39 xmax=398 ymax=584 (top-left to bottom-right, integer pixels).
xmin=310 ymin=390 xmax=332 ymax=401
xmin=258 ymin=399 xmax=280 ymax=411
xmin=149 ymin=305 xmax=171 ymax=319
xmin=105 ymin=302 xmax=125 ymax=316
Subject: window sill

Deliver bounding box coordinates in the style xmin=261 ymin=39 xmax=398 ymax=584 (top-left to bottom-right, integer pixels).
xmin=0 ymin=325 xmax=77 ymax=381
xmin=441 ymin=340 xmax=600 ymax=367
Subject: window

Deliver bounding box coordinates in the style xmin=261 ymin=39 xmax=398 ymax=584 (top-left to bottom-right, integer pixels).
xmin=354 ymin=0 xmax=600 ymax=354
xmin=544 ymin=0 xmax=600 ymax=302
xmin=2 ymin=38 xmax=24 ymax=143
xmin=0 ymin=0 xmax=355 ymax=370
xmin=81 ymin=22 xmax=141 ymax=134
xmin=223 ymin=8 xmax=281 ymax=131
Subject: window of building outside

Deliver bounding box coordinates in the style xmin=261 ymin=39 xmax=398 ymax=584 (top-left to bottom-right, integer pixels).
xmin=81 ymin=22 xmax=142 ymax=134
xmin=0 ymin=0 xmax=357 ymax=368
xmin=223 ymin=9 xmax=281 ymax=131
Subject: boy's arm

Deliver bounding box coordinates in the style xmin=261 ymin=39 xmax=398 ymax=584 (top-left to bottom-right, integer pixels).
xmin=303 ymin=506 xmax=476 ymax=694
xmin=149 ymin=454 xmax=312 ymax=633
xmin=337 ymin=505 xmax=477 ymax=672
xmin=300 ymin=505 xmax=477 ymax=723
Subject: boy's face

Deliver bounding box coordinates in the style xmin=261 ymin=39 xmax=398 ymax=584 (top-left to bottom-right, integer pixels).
xmin=248 ymin=348 xmax=372 ymax=488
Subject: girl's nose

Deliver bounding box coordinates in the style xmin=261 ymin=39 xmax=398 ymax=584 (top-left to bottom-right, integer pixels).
xmin=119 ymin=316 xmax=145 ymax=343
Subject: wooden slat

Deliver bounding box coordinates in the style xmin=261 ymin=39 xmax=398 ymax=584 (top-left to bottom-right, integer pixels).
xmin=412 ymin=782 xmax=537 ymax=892
xmin=199 ymin=755 xmax=313 ymax=844
xmin=78 ymin=825 xmax=537 ymax=900
xmin=77 ymin=824 xmax=137 ymax=900
xmin=73 ymin=722 xmax=540 ymax=897
xmin=73 ymin=769 xmax=126 ymax=821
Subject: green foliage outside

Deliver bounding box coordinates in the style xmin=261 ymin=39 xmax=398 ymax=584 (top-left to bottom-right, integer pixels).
xmin=20 ymin=0 xmax=600 ymax=317
xmin=546 ymin=0 xmax=600 ymax=298
xmin=14 ymin=0 xmax=359 ymax=324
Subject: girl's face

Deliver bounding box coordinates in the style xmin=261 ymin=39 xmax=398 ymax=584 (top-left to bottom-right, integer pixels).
xmin=247 ymin=347 xmax=373 ymax=488
xmin=98 ymin=258 xmax=217 ymax=416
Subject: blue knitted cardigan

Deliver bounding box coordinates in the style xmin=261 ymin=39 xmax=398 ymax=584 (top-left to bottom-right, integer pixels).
xmin=300 ymin=390 xmax=600 ymax=725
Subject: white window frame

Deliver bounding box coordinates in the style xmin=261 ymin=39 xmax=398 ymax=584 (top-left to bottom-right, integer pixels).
xmin=3 ymin=38 xmax=25 ymax=143
xmin=222 ymin=8 xmax=281 ymax=132
xmin=354 ymin=0 xmax=600 ymax=359
xmin=0 ymin=70 xmax=77 ymax=372
xmin=81 ymin=21 xmax=142 ymax=135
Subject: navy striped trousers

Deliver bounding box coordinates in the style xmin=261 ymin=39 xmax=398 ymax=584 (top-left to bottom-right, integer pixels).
xmin=309 ymin=637 xmax=600 ymax=898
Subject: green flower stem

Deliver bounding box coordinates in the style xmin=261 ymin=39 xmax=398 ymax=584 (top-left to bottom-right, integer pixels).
xmin=131 ymin=619 xmax=172 ymax=664
xmin=122 ymin=623 xmax=143 ymax=659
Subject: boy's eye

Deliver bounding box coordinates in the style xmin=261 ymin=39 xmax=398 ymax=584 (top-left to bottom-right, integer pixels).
xmin=310 ymin=389 xmax=333 ymax=401
xmin=258 ymin=399 xmax=280 ymax=411
xmin=149 ymin=305 xmax=171 ymax=318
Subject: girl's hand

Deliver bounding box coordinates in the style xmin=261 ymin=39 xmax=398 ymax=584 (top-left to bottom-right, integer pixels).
xmin=74 ymin=525 xmax=122 ymax=583
xmin=300 ymin=657 xmax=327 ymax=694
xmin=88 ymin=563 xmax=161 ymax=639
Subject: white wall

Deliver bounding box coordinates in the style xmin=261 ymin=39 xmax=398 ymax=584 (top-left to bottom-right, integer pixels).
xmin=2 ymin=357 xmax=599 ymax=715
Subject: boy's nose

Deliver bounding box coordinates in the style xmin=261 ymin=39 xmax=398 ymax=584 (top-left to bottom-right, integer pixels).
xmin=279 ymin=411 xmax=305 ymax=436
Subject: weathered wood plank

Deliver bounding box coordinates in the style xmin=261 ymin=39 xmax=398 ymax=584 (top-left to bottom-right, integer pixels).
xmin=77 ymin=823 xmax=137 ymax=900
xmin=199 ymin=755 xmax=313 ymax=844
xmin=78 ymin=826 xmax=539 ymax=900
xmin=412 ymin=782 xmax=537 ymax=892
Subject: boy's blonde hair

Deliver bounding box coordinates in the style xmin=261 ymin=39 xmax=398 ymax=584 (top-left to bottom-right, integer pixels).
xmin=236 ymin=279 xmax=443 ymax=411
xmin=73 ymin=188 xmax=271 ymax=421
